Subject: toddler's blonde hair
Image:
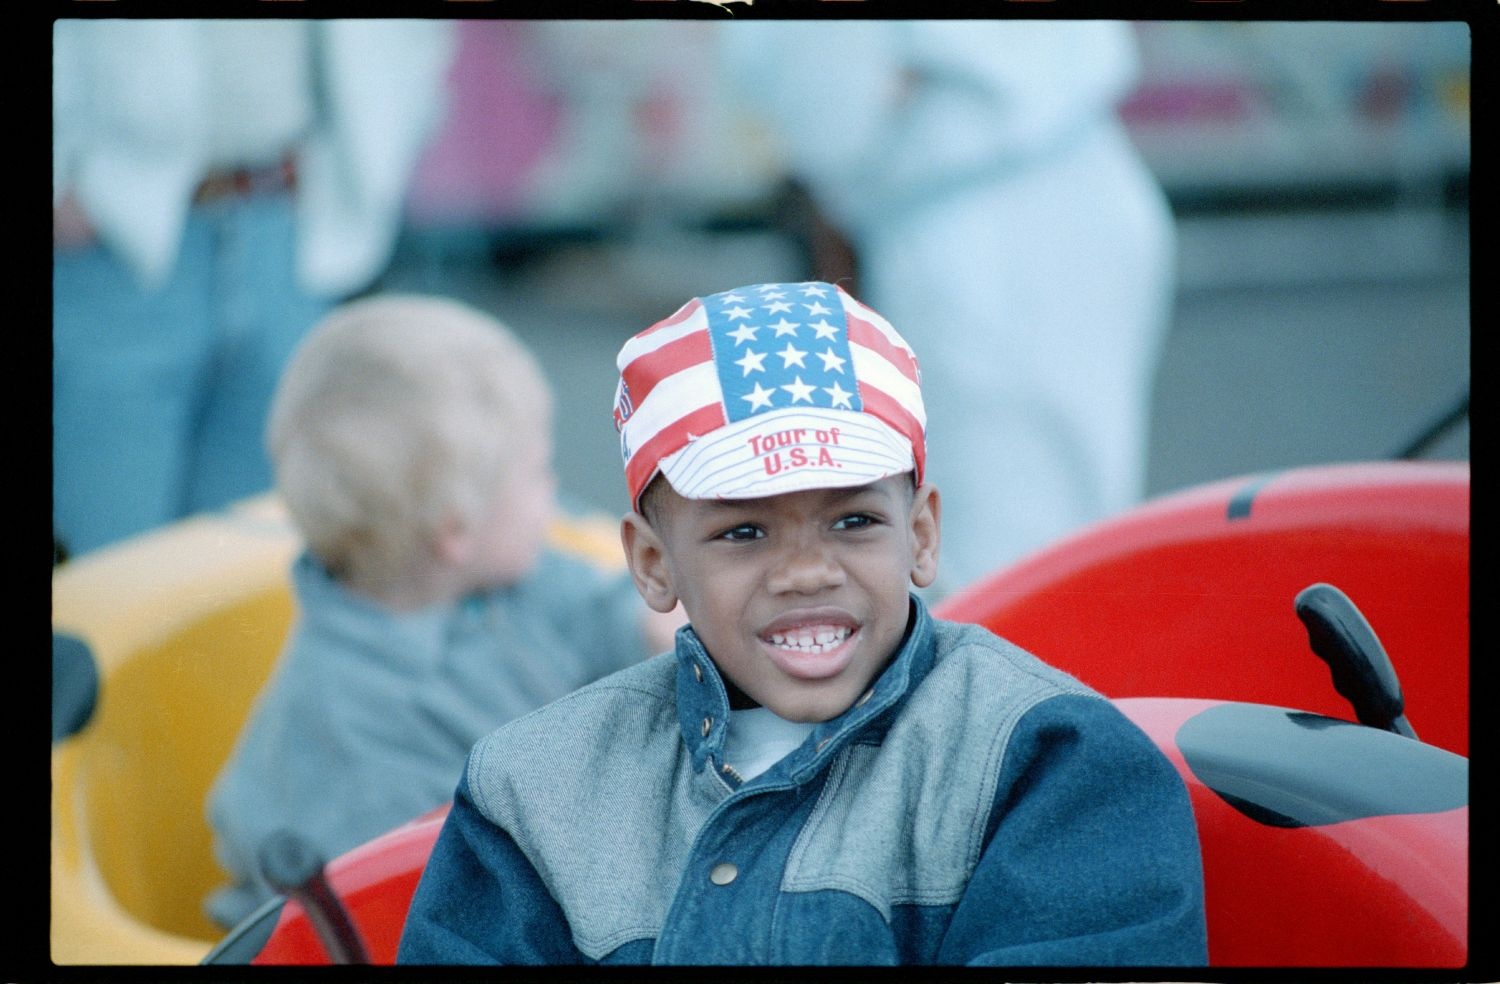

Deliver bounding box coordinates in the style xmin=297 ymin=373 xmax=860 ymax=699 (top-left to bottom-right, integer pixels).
xmin=268 ymin=293 xmax=552 ymax=590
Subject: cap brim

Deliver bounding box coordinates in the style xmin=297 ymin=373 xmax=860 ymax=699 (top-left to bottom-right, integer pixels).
xmin=658 ymin=406 xmax=915 ymax=500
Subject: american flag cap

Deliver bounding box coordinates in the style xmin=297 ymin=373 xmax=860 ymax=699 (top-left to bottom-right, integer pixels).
xmin=612 ymin=281 xmax=926 ymax=509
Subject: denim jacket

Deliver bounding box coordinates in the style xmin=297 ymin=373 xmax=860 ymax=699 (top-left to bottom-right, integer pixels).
xmin=398 ymin=597 xmax=1208 ymax=966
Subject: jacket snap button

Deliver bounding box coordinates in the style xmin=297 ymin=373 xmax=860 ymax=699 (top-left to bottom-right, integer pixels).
xmin=701 ymin=717 xmax=713 ymax=737
xmin=693 ymin=663 xmax=703 ymax=682
xmin=709 ymin=862 xmax=738 ymax=885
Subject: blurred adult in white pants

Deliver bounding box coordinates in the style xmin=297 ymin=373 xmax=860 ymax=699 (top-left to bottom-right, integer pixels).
xmin=53 ymin=20 xmax=455 ymax=555
xmin=721 ymin=21 xmax=1176 ymax=593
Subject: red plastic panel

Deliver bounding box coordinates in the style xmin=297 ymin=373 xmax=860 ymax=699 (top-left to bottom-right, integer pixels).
xmin=1120 ymin=697 xmax=1467 ymax=967
xmin=252 ymin=807 xmax=448 ymax=965
xmin=936 ymin=462 xmax=1469 ymax=755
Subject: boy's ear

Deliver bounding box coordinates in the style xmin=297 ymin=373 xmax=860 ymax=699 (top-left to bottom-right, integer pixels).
xmin=907 ymin=484 xmax=941 ymax=589
xmin=621 ymin=512 xmax=681 ymax=614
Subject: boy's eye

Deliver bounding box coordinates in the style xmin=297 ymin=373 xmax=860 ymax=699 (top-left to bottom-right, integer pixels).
xmin=716 ymin=524 xmax=764 ymax=542
xmin=832 ymin=513 xmax=878 ymax=531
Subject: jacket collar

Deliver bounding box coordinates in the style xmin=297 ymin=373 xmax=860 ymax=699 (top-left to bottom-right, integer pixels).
xmin=673 ymin=595 xmax=937 ymax=782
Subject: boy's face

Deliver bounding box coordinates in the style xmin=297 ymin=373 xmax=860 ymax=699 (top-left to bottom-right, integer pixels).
xmin=622 ymin=475 xmax=940 ymax=723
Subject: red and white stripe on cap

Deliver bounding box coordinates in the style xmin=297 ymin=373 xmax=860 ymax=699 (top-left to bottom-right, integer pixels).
xmin=612 ymin=282 xmax=926 ymax=507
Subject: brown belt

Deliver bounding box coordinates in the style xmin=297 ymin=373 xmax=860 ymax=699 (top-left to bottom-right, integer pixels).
xmin=194 ymin=156 xmax=297 ymax=204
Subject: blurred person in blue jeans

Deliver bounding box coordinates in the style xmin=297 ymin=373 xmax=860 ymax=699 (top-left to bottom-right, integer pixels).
xmin=52 ymin=19 xmax=454 ymax=556
xmin=720 ymin=21 xmax=1176 ymax=592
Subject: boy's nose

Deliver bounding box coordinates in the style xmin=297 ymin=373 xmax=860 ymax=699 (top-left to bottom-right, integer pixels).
xmin=767 ymin=540 xmax=846 ymax=595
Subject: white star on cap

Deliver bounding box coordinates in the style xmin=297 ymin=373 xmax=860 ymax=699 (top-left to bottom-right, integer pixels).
xmin=800 ymin=284 xmax=829 ymax=297
xmin=808 ymin=318 xmax=839 ymax=340
xmin=720 ymin=292 xmax=748 ymax=304
xmin=735 ymin=349 xmax=768 ymax=376
xmin=742 ymin=382 xmax=776 ymax=411
xmin=726 ymin=323 xmax=759 ymax=345
xmin=724 ymin=305 xmax=754 ymax=320
xmin=776 ymin=342 xmax=808 ymax=369
xmin=823 ymin=381 xmax=854 ymax=408
xmin=769 ymin=318 xmax=800 ymax=337
xmin=781 ymin=376 xmax=816 ymax=404
xmin=764 ymin=300 xmax=793 ymax=314
xmin=817 ymin=348 xmax=847 ymax=373
xmin=804 ymin=301 xmax=832 ymax=316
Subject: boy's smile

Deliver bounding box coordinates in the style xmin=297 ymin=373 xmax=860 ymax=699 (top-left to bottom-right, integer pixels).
xmin=623 ymin=475 xmax=940 ymax=722
xmin=759 ymin=606 xmax=858 ymax=680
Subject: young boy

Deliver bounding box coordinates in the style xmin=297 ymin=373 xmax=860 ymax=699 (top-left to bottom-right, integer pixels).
xmin=397 ymin=282 xmax=1208 ymax=965
xmin=205 ymin=294 xmax=678 ymax=929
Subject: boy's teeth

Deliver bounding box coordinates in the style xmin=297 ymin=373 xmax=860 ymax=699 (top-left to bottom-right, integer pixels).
xmin=767 ymin=626 xmax=851 ymax=653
